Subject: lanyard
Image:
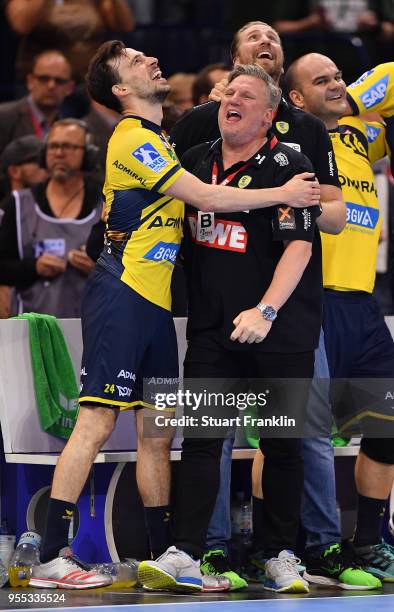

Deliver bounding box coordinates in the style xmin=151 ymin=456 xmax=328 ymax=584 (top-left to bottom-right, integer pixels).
xmin=28 ymin=107 xmax=44 ymax=139
xmin=211 ymin=160 xmax=251 ymax=186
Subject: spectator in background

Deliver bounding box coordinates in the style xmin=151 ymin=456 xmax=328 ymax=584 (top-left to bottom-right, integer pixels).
xmin=166 ymin=72 xmax=196 ymax=113
xmin=192 ymin=63 xmax=230 ymax=106
xmin=82 ymin=99 xmax=119 ymax=166
xmin=0 ymin=119 xmax=101 ymax=318
xmin=0 ymin=134 xmax=47 ymax=318
xmin=0 ymin=50 xmax=74 ymax=154
xmin=0 ymin=134 xmax=47 ymax=206
xmin=5 ymin=0 xmax=135 ymax=83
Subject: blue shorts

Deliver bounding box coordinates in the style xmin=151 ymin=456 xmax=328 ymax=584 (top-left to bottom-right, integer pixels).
xmin=79 ymin=265 xmax=179 ymax=411
xmin=323 ymin=290 xmax=394 ymax=435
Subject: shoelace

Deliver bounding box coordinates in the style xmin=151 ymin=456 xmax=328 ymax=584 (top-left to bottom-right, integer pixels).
xmin=62 ymin=555 xmax=91 ymax=572
xmin=204 ymin=552 xmax=230 ymax=574
xmin=155 ymin=548 xmax=192 ymax=568
xmin=375 ymin=542 xmax=394 ymax=562
xmin=272 ymin=555 xmax=300 ymax=576
xmin=325 ymin=544 xmax=360 ymax=571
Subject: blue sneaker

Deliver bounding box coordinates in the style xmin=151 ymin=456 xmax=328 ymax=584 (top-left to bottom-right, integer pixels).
xmin=351 ymin=539 xmax=394 ymax=583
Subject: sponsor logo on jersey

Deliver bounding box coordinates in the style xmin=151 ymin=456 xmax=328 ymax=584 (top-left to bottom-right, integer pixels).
xmin=366 ymin=124 xmax=381 ymax=143
xmin=80 ymin=367 xmax=87 ymax=376
xmin=238 ymin=175 xmax=252 ymax=189
xmin=147 ymin=215 xmax=183 ymax=229
xmin=328 ymin=151 xmax=335 ymax=176
xmin=254 ymin=153 xmax=266 ymax=165
xmin=302 ymin=209 xmax=312 ymax=230
xmin=143 ymin=241 xmax=180 ymax=264
xmin=117 ymin=370 xmax=136 ymax=381
xmin=278 ymin=206 xmax=296 ymax=230
xmin=348 ymin=69 xmax=374 ymax=88
xmin=147 ymin=377 xmax=179 ymax=385
xmin=188 ymin=214 xmax=248 ymax=252
xmin=274 ymin=152 xmax=289 ymax=166
xmin=112 ymin=160 xmax=147 ymax=185
xmin=282 ymin=142 xmax=301 ymax=152
xmin=346 ymin=202 xmax=379 ymax=229
xmin=132 ymin=142 xmax=169 ymax=173
xmin=116 ymin=386 xmax=132 ymax=398
xmin=275 ymin=121 xmax=289 ymax=134
xmin=358 ymin=74 xmax=389 ymax=109
xmin=339 ymin=175 xmax=377 ymax=196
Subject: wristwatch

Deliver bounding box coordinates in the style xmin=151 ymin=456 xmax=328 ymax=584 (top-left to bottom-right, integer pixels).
xmin=256 ymin=302 xmax=277 ymax=321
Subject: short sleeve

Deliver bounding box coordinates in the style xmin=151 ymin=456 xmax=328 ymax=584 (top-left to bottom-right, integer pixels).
xmin=271 ymin=205 xmax=320 ymax=243
xmin=311 ymin=121 xmax=340 ymax=187
xmin=108 ymin=126 xmax=185 ymax=194
xmin=347 ymin=63 xmax=394 ymax=117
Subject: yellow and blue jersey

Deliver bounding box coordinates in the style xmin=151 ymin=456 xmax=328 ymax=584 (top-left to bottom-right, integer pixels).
xmin=99 ymin=115 xmax=185 ymax=311
xmin=347 ymin=62 xmax=393 ymax=171
xmin=321 ymin=116 xmax=388 ymax=293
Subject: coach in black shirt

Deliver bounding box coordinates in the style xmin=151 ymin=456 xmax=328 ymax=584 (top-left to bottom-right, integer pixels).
xmin=170 ymin=64 xmax=321 ymax=594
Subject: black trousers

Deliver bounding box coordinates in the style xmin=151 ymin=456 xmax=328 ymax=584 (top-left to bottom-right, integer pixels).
xmin=173 ymin=337 xmax=314 ymax=558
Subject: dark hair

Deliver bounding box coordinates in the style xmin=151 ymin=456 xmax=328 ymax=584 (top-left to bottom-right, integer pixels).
xmin=192 ymin=63 xmax=229 ymax=106
xmin=86 ymin=40 xmax=125 ymax=114
xmin=230 ymin=21 xmax=273 ymax=62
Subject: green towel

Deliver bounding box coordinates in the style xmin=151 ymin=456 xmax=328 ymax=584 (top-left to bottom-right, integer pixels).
xmin=12 ymin=313 xmax=79 ymax=439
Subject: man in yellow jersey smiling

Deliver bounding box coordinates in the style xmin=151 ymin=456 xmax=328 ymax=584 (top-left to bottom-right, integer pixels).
xmin=286 ymin=53 xmax=394 ymax=584
xmin=30 ymin=40 xmax=319 ymax=589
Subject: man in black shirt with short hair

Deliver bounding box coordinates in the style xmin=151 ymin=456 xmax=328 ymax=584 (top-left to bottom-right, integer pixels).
xmin=139 ymin=63 xmax=320 ymax=594
xmin=168 ymin=20 xmax=373 ymax=593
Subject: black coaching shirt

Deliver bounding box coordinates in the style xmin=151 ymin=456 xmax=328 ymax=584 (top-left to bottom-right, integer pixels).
xmin=182 ymin=135 xmax=323 ymax=353
xmin=170 ymin=99 xmax=340 ymax=188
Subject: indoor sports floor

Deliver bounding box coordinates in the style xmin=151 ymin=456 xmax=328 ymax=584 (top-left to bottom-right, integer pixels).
xmin=0 ymin=583 xmax=393 ymax=612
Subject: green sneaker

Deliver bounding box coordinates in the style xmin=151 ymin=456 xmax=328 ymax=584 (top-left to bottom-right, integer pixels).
xmin=201 ymin=550 xmax=247 ymax=591
xmin=304 ymin=543 xmax=382 ymax=590
xmin=350 ymin=539 xmax=394 ymax=582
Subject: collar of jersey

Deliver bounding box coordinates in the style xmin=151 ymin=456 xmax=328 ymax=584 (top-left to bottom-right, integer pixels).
xmin=118 ymin=114 xmax=163 ymax=135
xmin=209 ymin=132 xmax=279 ymax=169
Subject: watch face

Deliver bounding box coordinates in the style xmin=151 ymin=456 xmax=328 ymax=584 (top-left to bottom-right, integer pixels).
xmin=262 ymin=306 xmax=277 ymax=321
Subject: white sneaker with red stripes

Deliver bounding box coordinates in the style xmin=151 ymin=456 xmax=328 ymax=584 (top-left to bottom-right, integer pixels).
xmin=29 ymin=548 xmax=112 ymax=589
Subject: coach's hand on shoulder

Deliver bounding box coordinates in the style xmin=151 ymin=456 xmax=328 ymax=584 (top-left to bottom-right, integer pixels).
xmin=208 ymin=77 xmax=229 ymax=102
xmin=35 ymin=253 xmax=67 ymax=278
xmin=231 ymin=308 xmax=272 ymax=344
xmin=280 ymin=173 xmax=320 ymax=207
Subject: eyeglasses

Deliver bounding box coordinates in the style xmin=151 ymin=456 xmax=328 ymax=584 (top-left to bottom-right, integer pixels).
xmin=33 ymin=74 xmax=70 ymax=86
xmin=47 ymin=142 xmax=85 ymax=152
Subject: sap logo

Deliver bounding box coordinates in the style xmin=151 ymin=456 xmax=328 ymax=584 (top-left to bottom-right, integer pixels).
xmin=143 ymin=241 xmax=180 ymax=264
xmin=147 ymin=216 xmax=183 ymax=229
xmin=131 ymin=142 xmax=168 ymax=173
xmin=359 ymin=75 xmax=389 ymax=109
xmin=116 ymin=386 xmax=132 ymax=398
xmin=366 ymin=124 xmax=381 ymax=143
xmin=188 ymin=214 xmax=248 ymax=252
xmin=346 ymin=202 xmax=379 ymax=229
xmin=348 ymin=69 xmax=374 ymax=88
xmin=117 ymin=370 xmax=136 ymax=381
